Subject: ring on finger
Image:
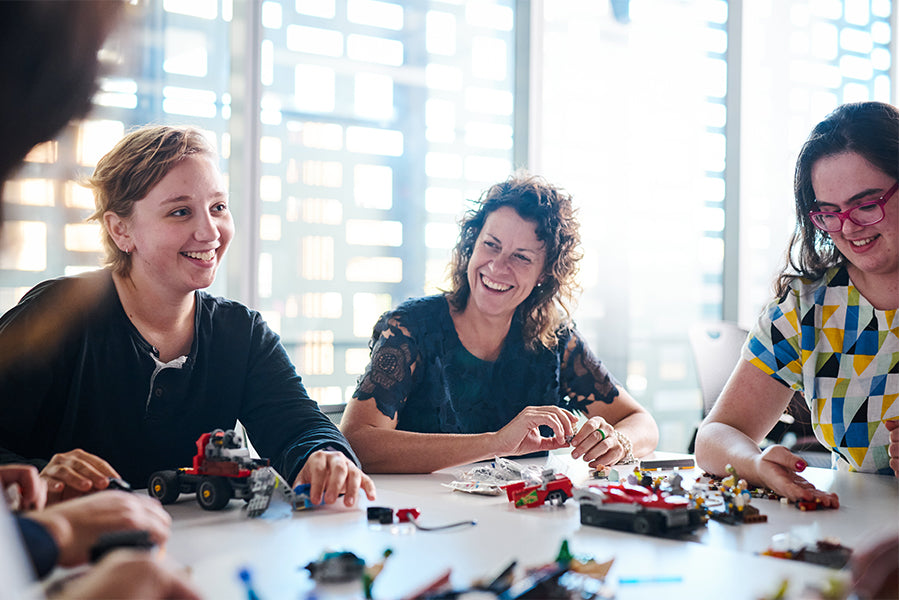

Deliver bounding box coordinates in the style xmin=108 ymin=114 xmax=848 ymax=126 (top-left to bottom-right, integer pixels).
xmin=595 ymin=428 xmax=606 ymax=441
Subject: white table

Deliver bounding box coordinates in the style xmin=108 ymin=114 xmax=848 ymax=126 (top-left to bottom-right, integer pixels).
xmin=161 ymin=452 xmax=898 ymax=600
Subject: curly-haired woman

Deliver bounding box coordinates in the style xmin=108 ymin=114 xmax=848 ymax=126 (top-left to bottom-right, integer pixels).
xmin=341 ymin=172 xmax=658 ymax=473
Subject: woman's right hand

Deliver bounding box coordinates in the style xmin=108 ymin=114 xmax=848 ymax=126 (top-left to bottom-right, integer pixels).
xmin=495 ymin=406 xmax=578 ymax=457
xmin=752 ymin=445 xmax=839 ymax=507
xmin=40 ymin=449 xmax=120 ymax=504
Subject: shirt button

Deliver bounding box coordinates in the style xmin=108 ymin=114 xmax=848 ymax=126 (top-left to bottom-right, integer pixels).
xmin=154 ymin=388 xmax=163 ymax=397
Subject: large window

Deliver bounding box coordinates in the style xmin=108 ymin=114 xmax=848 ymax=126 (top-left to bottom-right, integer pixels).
xmin=533 ymin=0 xmax=893 ymax=451
xmin=0 ymin=0 xmax=518 ymax=410
xmin=0 ymin=0 xmax=893 ymax=450
xmin=252 ymin=0 xmax=517 ymax=406
xmin=534 ymin=1 xmax=731 ymax=451
xmin=737 ymin=0 xmax=895 ymax=325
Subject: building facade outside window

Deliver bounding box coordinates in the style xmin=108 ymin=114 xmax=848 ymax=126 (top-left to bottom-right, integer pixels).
xmin=532 ymin=0 xmax=893 ymax=451
xmin=0 ymin=0 xmax=893 ymax=450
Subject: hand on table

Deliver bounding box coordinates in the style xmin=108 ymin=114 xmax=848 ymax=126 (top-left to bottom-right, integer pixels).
xmin=753 ymin=445 xmax=839 ymax=507
xmin=0 ymin=464 xmax=47 ymax=510
xmin=569 ymin=417 xmax=625 ymax=468
xmin=495 ymin=406 xmax=578 ymax=457
xmin=53 ymin=548 xmax=201 ymax=600
xmin=294 ymin=450 xmax=376 ymax=508
xmin=40 ymin=449 xmax=120 ymax=504
xmin=25 ymin=490 xmax=171 ymax=567
xmin=885 ymin=419 xmax=898 ymax=476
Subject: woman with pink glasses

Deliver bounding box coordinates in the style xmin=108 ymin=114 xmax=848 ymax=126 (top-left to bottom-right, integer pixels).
xmin=696 ymin=102 xmax=898 ymax=505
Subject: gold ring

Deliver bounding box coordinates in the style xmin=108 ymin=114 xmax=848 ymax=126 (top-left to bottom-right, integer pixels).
xmin=596 ymin=428 xmax=606 ymax=441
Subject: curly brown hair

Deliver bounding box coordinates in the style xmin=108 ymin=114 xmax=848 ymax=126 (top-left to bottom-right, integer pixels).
xmin=777 ymin=101 xmax=898 ymax=297
xmin=86 ymin=125 xmax=217 ymax=276
xmin=445 ymin=171 xmax=582 ymax=350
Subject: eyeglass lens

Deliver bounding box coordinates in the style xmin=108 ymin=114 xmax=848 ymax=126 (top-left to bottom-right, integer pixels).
xmin=812 ymin=202 xmax=885 ymax=231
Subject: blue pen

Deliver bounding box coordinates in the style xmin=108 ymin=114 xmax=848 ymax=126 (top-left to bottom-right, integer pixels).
xmin=238 ymin=567 xmax=263 ymax=600
xmin=618 ymin=575 xmax=683 ymax=584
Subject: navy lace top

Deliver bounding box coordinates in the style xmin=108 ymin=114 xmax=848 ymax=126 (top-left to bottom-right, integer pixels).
xmin=353 ymin=295 xmax=620 ymax=434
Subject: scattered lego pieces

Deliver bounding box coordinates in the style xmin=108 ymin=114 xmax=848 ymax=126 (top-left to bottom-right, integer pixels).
xmin=589 ymin=465 xmax=619 ymax=481
xmin=761 ymin=538 xmax=852 ymax=568
xmin=796 ymin=497 xmax=831 ymax=511
xmin=699 ymin=469 xmax=784 ymax=500
xmin=300 ymin=550 xmax=396 ymax=599
xmin=442 ymin=480 xmax=505 ymax=495
xmin=559 ymin=540 xmax=614 ymax=580
xmin=576 ymin=482 xmax=707 ymax=536
xmin=367 ymin=506 xmax=394 ymax=524
xmin=760 ymin=527 xmax=852 ymax=569
xmin=304 ymin=551 xmax=366 ymax=583
xmin=638 ymin=457 xmax=696 ymax=471
xmin=382 ymin=540 xmax=614 ymax=599
xmin=445 ymin=457 xmax=543 ymax=496
xmin=700 ymin=464 xmax=769 ymax=525
xmin=760 ymin=577 xmax=849 ymax=600
xmin=511 ymin=540 xmax=615 ymax=599
xmin=366 ymin=506 xmax=476 ymax=531
xmin=395 ymin=508 xmax=421 ymax=523
xmin=503 ymin=469 xmax=573 ymax=508
xmin=245 ymin=472 xmax=324 ymax=517
xmin=362 ymin=549 xmax=393 ymax=599
xmin=626 ymin=466 xmax=654 ymax=489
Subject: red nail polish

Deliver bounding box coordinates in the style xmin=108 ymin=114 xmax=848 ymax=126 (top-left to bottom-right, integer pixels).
xmin=795 ymin=460 xmax=806 ymax=472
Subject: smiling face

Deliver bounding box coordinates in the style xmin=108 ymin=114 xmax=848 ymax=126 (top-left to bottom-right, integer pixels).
xmin=106 ymin=154 xmax=233 ymax=299
xmin=465 ymin=205 xmax=547 ymax=321
xmin=811 ymin=151 xmax=898 ymax=282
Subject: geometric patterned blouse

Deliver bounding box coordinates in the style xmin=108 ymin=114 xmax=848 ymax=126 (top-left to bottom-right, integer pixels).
xmin=743 ymin=265 xmax=898 ymax=474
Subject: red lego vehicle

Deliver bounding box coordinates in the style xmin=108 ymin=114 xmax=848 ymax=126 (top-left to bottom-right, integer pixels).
xmin=147 ymin=429 xmax=272 ymax=511
xmin=576 ymin=482 xmax=706 ymax=535
xmin=504 ymin=469 xmax=573 ymax=508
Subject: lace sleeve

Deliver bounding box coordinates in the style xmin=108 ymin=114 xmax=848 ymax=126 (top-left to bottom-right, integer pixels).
xmin=559 ymin=328 xmax=619 ymax=414
xmin=352 ymin=316 xmax=418 ymax=420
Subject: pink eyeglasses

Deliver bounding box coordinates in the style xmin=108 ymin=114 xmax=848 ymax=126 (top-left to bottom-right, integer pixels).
xmin=809 ymin=181 xmax=897 ymax=232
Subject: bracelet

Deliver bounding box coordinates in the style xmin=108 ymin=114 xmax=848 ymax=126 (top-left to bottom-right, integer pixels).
xmin=613 ymin=429 xmax=636 ymax=464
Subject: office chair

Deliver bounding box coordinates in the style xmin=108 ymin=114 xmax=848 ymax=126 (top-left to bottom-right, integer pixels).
xmin=688 ymin=321 xmax=749 ymax=424
xmin=686 ymin=321 xmax=826 ymax=463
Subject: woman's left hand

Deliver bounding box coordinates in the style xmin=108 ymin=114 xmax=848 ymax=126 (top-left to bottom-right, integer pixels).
xmin=569 ymin=418 xmax=624 ymax=468
xmin=293 ymin=450 xmax=376 ymax=507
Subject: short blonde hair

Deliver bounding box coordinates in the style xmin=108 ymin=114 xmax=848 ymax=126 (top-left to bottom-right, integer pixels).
xmin=86 ymin=125 xmax=216 ymax=276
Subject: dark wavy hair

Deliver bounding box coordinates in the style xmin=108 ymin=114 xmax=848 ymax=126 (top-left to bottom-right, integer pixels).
xmin=777 ymin=101 xmax=898 ymax=297
xmin=445 ymin=171 xmax=582 ymax=350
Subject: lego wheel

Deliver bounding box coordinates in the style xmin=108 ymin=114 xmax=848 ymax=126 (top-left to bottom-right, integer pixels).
xmin=147 ymin=471 xmax=180 ymax=504
xmin=546 ymin=490 xmax=568 ymax=506
xmin=197 ymin=476 xmax=232 ymax=511
xmin=632 ymin=514 xmax=658 ymax=535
